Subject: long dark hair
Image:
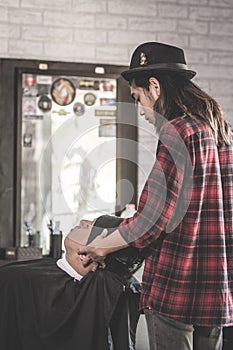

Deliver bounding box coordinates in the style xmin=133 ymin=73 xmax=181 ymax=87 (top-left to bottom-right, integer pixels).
xmin=132 ymin=73 xmax=232 ymax=146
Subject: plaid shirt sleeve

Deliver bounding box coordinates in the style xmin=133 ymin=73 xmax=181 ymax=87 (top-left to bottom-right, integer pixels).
xmin=119 ymin=121 xmax=192 ymax=248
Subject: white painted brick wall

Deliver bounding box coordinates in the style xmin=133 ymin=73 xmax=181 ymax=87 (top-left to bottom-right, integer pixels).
xmin=190 ymin=35 xmax=233 ymax=51
xmin=108 ymin=31 xmax=155 ymax=45
xmin=74 ymin=29 xmax=107 ymax=44
xmin=21 ymin=0 xmax=72 ymax=10
xmin=44 ymin=42 xmax=96 ymax=61
xmin=158 ymin=32 xmax=189 ymax=48
xmin=0 ymin=39 xmax=8 ymax=54
xmin=0 ymin=23 xmax=20 ymax=39
xmin=177 ymin=20 xmax=208 ymax=35
xmin=210 ymin=22 xmax=233 ymax=37
xmin=72 ymin=0 xmax=107 ymax=13
xmin=22 ymin=26 xmax=73 ymax=42
xmin=158 ymin=3 xmax=188 ymax=18
xmin=8 ymin=39 xmax=43 ymax=57
xmin=9 ymin=8 xmax=43 ymax=24
xmin=0 ymin=6 xmax=8 ymax=21
xmin=96 ymin=45 xmax=128 ymax=62
xmin=96 ymin=14 xmax=127 ymax=29
xmin=108 ymin=0 xmax=157 ymax=17
xmin=209 ymin=51 xmax=233 ymax=66
xmin=189 ymin=5 xmax=233 ymax=21
xmin=0 ymin=0 xmax=19 ymax=5
xmin=43 ymin=11 xmax=95 ymax=28
xmin=0 ymin=0 xmax=233 ymax=195
xmin=128 ymin=18 xmax=177 ymax=32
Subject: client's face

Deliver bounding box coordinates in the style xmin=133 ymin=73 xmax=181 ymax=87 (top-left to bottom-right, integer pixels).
xmin=64 ymin=220 xmax=97 ymax=276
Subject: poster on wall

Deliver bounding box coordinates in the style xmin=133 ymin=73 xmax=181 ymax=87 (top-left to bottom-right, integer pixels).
xmin=51 ymin=78 xmax=76 ymax=106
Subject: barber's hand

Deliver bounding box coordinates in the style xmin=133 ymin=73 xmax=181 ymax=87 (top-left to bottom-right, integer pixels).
xmin=78 ymin=251 xmax=100 ymax=271
xmin=78 ymin=227 xmax=129 ymax=268
xmin=78 ymin=245 xmax=106 ymax=269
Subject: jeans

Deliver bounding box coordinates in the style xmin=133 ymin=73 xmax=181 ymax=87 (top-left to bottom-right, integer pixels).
xmin=144 ymin=309 xmax=223 ymax=350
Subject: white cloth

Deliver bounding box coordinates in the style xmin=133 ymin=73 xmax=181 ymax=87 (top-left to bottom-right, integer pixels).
xmin=56 ymin=256 xmax=83 ymax=281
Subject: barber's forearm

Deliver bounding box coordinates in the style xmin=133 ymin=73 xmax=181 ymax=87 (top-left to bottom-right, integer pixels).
xmin=88 ymin=229 xmax=129 ymax=254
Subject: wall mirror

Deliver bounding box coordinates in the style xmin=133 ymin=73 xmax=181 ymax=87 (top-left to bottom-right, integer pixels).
xmin=14 ymin=61 xmax=137 ymax=254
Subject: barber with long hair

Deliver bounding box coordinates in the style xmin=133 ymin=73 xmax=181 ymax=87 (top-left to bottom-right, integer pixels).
xmin=70 ymin=42 xmax=233 ymax=350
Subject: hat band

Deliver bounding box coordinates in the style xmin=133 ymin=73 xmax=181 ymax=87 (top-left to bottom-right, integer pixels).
xmin=130 ymin=62 xmax=189 ymax=71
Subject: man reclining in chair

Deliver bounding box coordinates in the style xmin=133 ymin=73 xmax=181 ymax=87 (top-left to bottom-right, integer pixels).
xmin=0 ymin=215 xmax=145 ymax=350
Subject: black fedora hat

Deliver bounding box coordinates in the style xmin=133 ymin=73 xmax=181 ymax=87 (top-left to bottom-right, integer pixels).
xmin=121 ymin=42 xmax=196 ymax=81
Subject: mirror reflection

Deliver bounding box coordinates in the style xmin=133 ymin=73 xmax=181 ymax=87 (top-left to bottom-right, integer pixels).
xmin=21 ymin=73 xmax=117 ymax=254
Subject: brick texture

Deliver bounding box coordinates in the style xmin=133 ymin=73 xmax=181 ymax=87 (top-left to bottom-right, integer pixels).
xmin=158 ymin=4 xmax=188 ymax=18
xmin=128 ymin=18 xmax=177 ymax=32
xmin=43 ymin=11 xmax=95 ymax=28
xmin=0 ymin=0 xmax=19 ymax=6
xmin=22 ymin=26 xmax=73 ymax=42
xmin=95 ymin=14 xmax=127 ymax=29
xmin=0 ymin=38 xmax=8 ymax=54
xmin=21 ymin=0 xmax=72 ymax=10
xmin=8 ymin=8 xmax=42 ymax=24
xmin=108 ymin=0 xmax=157 ymax=16
xmin=0 ymin=23 xmax=20 ymax=38
xmin=108 ymin=31 xmax=155 ymax=45
xmin=0 ymin=6 xmax=8 ymax=21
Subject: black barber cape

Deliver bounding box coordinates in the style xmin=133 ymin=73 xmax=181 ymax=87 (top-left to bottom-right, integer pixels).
xmin=0 ymin=215 xmax=144 ymax=350
xmin=0 ymin=258 xmax=126 ymax=350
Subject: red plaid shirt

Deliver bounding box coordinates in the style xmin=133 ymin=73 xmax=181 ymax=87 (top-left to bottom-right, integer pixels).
xmin=119 ymin=115 xmax=233 ymax=326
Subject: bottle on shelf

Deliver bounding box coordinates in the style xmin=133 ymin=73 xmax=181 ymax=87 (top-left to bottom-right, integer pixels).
xmin=48 ymin=220 xmax=63 ymax=259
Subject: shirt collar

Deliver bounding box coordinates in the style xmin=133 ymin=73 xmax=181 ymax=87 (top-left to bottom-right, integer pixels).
xmin=56 ymin=255 xmax=83 ymax=281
